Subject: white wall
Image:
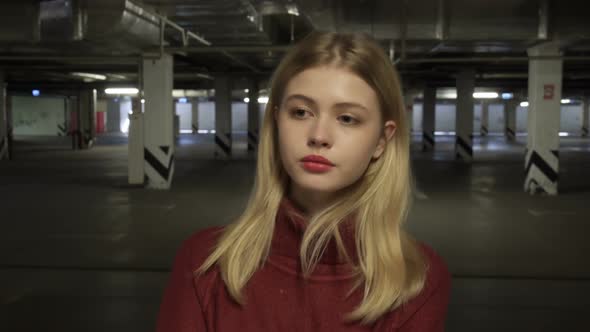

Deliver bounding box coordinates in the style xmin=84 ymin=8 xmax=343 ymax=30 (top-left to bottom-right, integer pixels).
xmin=412 ymin=103 xmax=457 ymax=132
xmin=436 ymin=104 xmax=456 ymax=132
xmin=120 ymin=98 xmax=132 ymax=133
xmin=232 ymin=102 xmax=247 ymax=132
xmin=175 ymin=102 xmax=192 ymax=130
xmin=411 ymin=102 xmax=584 ymax=134
xmin=197 ymin=102 xmax=214 ymax=130
xmin=13 ymin=96 xmax=65 ymax=136
xmin=488 ymin=104 xmax=505 ymax=132
xmin=516 ymin=107 xmax=527 ymax=132
xmin=106 ymin=99 xmax=120 ymax=132
xmin=197 ymin=101 xmax=267 ymax=132
xmin=473 ymin=103 xmax=505 ymax=132
xmin=561 ymin=105 xmax=583 ymax=132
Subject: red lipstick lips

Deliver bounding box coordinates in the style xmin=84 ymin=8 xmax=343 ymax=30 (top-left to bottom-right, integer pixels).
xmin=300 ymin=155 xmax=334 ymax=173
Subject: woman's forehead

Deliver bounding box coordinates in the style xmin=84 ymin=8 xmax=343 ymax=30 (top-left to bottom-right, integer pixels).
xmin=281 ymin=66 xmax=379 ymax=110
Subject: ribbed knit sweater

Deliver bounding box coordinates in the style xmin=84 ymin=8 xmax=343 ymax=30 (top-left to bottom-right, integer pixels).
xmin=156 ymin=196 xmax=451 ymax=331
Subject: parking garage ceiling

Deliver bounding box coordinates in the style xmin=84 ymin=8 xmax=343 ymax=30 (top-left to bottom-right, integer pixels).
xmin=1 ymin=0 xmax=590 ymax=96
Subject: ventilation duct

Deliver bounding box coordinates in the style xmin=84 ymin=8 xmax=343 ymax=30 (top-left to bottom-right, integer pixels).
xmin=40 ymin=0 xmax=162 ymax=50
xmin=0 ymin=1 xmax=40 ymax=42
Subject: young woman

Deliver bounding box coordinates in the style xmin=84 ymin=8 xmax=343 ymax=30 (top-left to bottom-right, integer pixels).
xmin=156 ymin=31 xmax=451 ymax=332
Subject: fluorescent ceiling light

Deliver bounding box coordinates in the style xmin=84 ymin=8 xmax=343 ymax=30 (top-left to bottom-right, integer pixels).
xmin=561 ymin=99 xmax=571 ymax=104
xmin=71 ymin=72 xmax=107 ymax=81
xmin=286 ymin=3 xmax=300 ymax=16
xmin=473 ymin=92 xmax=499 ymax=99
xmin=244 ymin=97 xmax=269 ymax=103
xmin=105 ymin=88 xmax=138 ymax=95
xmin=520 ymin=101 xmax=529 ymax=107
xmin=435 ymin=89 xmax=500 ymax=100
xmin=501 ymin=93 xmax=513 ymax=100
xmin=436 ymin=89 xmax=457 ymax=99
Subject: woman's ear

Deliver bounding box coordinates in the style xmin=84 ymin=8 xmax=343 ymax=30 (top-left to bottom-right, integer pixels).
xmin=372 ymin=120 xmax=397 ymax=159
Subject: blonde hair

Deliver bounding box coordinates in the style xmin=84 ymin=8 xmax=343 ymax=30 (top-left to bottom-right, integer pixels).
xmin=197 ymin=31 xmax=427 ymax=325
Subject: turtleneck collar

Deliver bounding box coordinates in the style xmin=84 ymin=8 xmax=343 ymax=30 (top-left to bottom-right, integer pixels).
xmin=270 ymin=195 xmax=358 ymax=268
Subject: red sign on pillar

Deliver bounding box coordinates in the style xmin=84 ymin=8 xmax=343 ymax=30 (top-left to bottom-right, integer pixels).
xmin=543 ymin=84 xmax=554 ymax=100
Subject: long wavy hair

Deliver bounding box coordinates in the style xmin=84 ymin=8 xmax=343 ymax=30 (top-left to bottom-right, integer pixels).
xmin=197 ymin=31 xmax=427 ymax=325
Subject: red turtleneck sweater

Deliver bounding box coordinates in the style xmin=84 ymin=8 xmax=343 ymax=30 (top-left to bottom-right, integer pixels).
xmin=156 ymin=197 xmax=451 ymax=331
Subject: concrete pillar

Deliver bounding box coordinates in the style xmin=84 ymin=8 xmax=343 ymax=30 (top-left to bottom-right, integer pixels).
xmin=582 ymin=97 xmax=589 ymax=137
xmin=455 ymin=70 xmax=475 ymax=162
xmin=247 ymin=79 xmax=260 ymax=152
xmin=128 ymin=97 xmax=144 ymax=185
xmin=524 ymin=44 xmax=562 ymax=195
xmin=67 ymin=95 xmax=80 ymax=150
xmin=143 ymin=54 xmax=175 ymax=189
xmin=480 ymin=101 xmax=489 ymax=137
xmin=58 ymin=98 xmax=68 ymax=137
xmin=106 ymin=98 xmax=121 ymax=133
xmin=403 ymin=89 xmax=417 ymax=136
xmin=6 ymin=91 xmax=12 ymax=159
xmin=422 ymin=86 xmax=436 ymax=151
xmin=0 ymin=70 xmax=8 ymax=160
xmin=504 ymin=98 xmax=518 ymax=141
xmin=174 ymin=114 xmax=180 ymax=138
xmin=214 ymin=75 xmax=232 ymax=159
xmin=78 ymin=89 xmax=97 ymax=149
xmin=191 ymin=98 xmax=199 ymax=134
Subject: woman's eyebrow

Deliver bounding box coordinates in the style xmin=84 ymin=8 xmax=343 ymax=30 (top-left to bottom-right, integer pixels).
xmin=284 ymin=94 xmax=369 ymax=112
xmin=333 ymin=102 xmax=369 ymax=112
xmin=284 ymin=94 xmax=316 ymax=106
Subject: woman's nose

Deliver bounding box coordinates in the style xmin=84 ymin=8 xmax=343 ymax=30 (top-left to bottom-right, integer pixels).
xmin=307 ymin=120 xmax=332 ymax=148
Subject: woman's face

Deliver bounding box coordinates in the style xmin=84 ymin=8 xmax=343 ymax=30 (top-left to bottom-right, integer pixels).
xmin=274 ymin=65 xmax=396 ymax=205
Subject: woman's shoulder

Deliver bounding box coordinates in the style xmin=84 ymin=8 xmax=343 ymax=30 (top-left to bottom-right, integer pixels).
xmin=175 ymin=226 xmax=226 ymax=270
xmin=378 ymin=241 xmax=452 ymax=331
xmin=389 ymin=241 xmax=452 ymax=329
xmin=417 ymin=242 xmax=451 ymax=288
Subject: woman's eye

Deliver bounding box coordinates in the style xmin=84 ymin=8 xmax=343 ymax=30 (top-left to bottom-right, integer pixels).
xmin=291 ymin=109 xmax=308 ymax=118
xmin=340 ymin=115 xmax=359 ymax=125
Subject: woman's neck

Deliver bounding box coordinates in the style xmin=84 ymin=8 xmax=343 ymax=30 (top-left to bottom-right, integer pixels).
xmin=288 ymin=183 xmax=340 ymax=218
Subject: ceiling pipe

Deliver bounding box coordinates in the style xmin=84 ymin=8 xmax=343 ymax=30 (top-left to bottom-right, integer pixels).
xmin=398 ymin=55 xmax=590 ymax=64
xmin=39 ymin=0 xmax=210 ymax=50
xmin=163 ymin=45 xmax=291 ymax=53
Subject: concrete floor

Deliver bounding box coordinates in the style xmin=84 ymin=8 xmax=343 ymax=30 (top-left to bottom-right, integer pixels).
xmin=1 ymin=132 xmax=589 ymax=331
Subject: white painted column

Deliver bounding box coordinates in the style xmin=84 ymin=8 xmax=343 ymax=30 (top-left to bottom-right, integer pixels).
xmin=455 ymin=70 xmax=475 ymax=161
xmin=524 ymin=44 xmax=562 ymax=195
xmin=480 ymin=101 xmax=489 ymax=136
xmin=191 ymin=98 xmax=199 ymax=134
xmin=128 ymin=98 xmax=144 ymax=184
xmin=403 ymin=90 xmax=415 ymax=135
xmin=582 ymin=97 xmax=589 ymax=137
xmin=0 ymin=70 xmax=8 ymax=160
xmin=58 ymin=98 xmax=68 ymax=136
xmin=247 ymin=79 xmax=260 ymax=152
xmin=504 ymin=98 xmax=518 ymax=141
xmin=422 ymin=86 xmax=436 ymax=151
xmin=78 ymin=89 xmax=97 ymax=149
xmin=5 ymin=91 xmax=12 ymax=159
xmin=67 ymin=95 xmax=80 ymax=150
xmin=143 ymin=54 xmax=175 ymax=189
xmin=214 ymin=75 xmax=232 ymax=159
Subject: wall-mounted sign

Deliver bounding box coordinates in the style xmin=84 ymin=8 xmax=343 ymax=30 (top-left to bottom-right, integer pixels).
xmin=543 ymin=84 xmax=554 ymax=100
